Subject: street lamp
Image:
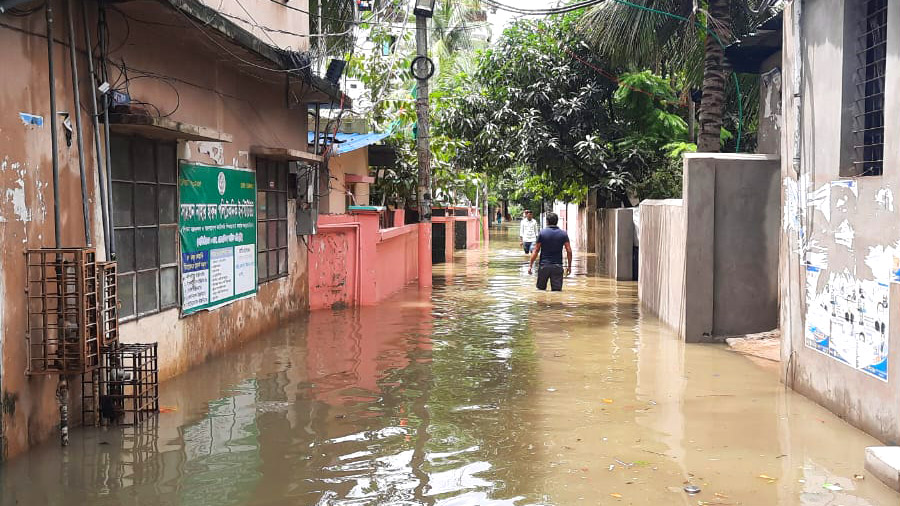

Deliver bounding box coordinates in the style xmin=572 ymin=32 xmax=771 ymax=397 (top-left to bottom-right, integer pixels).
xmin=413 ymin=0 xmax=436 ymax=18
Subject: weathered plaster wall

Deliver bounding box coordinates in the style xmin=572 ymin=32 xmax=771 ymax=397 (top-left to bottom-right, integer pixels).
xmin=596 ymin=208 xmax=635 ymax=281
xmin=309 ymin=213 xmax=420 ymax=310
xmin=0 ymin=0 xmax=313 ymax=459
xmin=711 ymin=162 xmax=780 ymax=335
xmin=323 ymin=149 xmax=369 ymax=215
xmin=638 ymin=199 xmax=686 ymax=334
xmin=780 ymin=0 xmax=900 ymax=444
xmin=198 ymin=0 xmax=311 ymax=51
xmin=757 ymin=52 xmax=784 ymax=156
xmin=309 ymin=214 xmax=360 ymax=310
xmin=640 ymin=155 xmax=779 ymax=342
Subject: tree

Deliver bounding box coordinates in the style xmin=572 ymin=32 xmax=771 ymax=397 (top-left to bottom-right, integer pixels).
xmin=346 ymin=0 xmax=489 ymax=208
xmin=578 ymin=0 xmax=770 ymax=152
xmin=440 ymin=15 xmax=691 ymax=204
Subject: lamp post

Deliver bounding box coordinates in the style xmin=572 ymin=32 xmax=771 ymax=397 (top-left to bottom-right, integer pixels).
xmin=413 ymin=0 xmax=435 ymax=289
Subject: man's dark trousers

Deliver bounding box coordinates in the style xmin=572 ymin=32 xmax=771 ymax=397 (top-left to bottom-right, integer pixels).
xmin=537 ymin=264 xmax=564 ymax=291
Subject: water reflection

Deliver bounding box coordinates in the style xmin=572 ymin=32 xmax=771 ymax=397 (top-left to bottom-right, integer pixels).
xmin=0 ymin=227 xmax=897 ymax=505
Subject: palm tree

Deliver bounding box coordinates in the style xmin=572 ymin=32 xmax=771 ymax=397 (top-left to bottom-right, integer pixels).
xmin=430 ymin=0 xmax=487 ymax=73
xmin=578 ymin=0 xmax=762 ymax=152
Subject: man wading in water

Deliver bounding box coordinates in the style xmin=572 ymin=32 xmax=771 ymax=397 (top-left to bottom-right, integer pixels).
xmin=519 ymin=210 xmax=539 ymax=254
xmin=528 ymin=212 xmax=572 ymax=291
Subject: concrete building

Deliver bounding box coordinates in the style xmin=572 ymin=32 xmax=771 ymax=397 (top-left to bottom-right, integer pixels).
xmin=0 ymin=0 xmax=345 ymax=459
xmin=780 ymin=0 xmax=900 ymax=449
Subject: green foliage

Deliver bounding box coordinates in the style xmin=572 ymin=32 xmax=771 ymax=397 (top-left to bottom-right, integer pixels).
xmin=441 ymin=19 xmax=692 ymax=204
xmin=347 ymin=1 xmax=489 ymax=208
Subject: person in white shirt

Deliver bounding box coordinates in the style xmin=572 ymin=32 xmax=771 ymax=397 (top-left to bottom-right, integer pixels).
xmin=519 ymin=210 xmax=540 ymax=254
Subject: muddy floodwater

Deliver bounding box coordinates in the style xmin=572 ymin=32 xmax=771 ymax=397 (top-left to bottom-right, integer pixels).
xmin=2 ymin=228 xmax=898 ymax=505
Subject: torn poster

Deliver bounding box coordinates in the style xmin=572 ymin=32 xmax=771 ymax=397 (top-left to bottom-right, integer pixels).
xmin=834 ymin=220 xmax=854 ymax=249
xmin=805 ymin=267 xmax=889 ymax=381
xmin=865 ymin=241 xmax=900 ymax=284
xmin=876 ymin=188 xmax=894 ymax=212
xmin=18 ymin=113 xmax=43 ymax=127
xmin=807 ymin=183 xmax=831 ymax=222
xmin=831 ymin=179 xmax=859 ymax=197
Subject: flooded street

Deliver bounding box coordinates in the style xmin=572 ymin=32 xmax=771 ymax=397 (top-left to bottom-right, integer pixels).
xmin=2 ymin=228 xmax=897 ymax=506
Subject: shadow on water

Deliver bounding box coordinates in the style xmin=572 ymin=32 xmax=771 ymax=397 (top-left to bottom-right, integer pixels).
xmin=0 ymin=225 xmax=897 ymax=505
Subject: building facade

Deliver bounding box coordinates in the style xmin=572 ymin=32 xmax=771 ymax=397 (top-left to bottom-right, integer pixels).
xmin=0 ymin=0 xmax=342 ymax=459
xmin=780 ymin=0 xmax=900 ymax=444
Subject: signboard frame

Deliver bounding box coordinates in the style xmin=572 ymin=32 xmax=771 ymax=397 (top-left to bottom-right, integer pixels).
xmin=178 ymin=161 xmax=258 ymax=316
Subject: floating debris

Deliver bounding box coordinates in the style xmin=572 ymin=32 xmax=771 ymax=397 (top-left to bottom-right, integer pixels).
xmin=684 ymin=485 xmax=701 ymax=494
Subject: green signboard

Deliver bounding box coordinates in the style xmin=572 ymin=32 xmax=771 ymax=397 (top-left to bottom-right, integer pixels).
xmin=179 ymin=162 xmax=257 ymax=315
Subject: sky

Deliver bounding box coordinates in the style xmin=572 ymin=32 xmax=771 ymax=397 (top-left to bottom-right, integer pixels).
xmin=486 ymin=0 xmax=568 ymax=35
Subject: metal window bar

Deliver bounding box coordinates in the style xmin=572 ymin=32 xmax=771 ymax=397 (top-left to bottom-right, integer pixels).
xmin=256 ymin=157 xmax=289 ymax=283
xmin=856 ymin=40 xmax=886 ymax=56
xmin=852 ymin=0 xmax=888 ymax=176
xmin=111 ymin=135 xmax=178 ymax=321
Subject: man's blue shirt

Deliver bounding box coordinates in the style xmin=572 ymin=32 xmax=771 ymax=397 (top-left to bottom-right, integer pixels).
xmin=536 ymin=226 xmax=569 ymax=265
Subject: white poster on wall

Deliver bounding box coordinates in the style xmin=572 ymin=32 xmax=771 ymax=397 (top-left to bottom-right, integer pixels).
xmin=804 ymin=265 xmax=889 ymax=381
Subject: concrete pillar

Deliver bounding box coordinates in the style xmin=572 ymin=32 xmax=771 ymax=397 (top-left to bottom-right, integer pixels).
xmin=683 ymin=157 xmax=716 ymax=342
xmin=611 ymin=209 xmax=635 ymax=281
xmin=351 ymin=209 xmax=380 ymax=305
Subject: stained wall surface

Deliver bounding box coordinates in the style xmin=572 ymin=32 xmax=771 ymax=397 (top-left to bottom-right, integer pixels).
xmin=0 ymin=0 xmax=317 ymax=458
xmin=596 ymin=208 xmax=635 ymax=281
xmin=638 ymin=199 xmax=686 ymax=334
xmin=780 ymin=0 xmax=900 ymax=444
xmin=639 ymin=154 xmax=780 ymax=343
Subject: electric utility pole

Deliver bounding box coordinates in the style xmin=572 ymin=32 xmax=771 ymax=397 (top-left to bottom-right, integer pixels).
xmin=413 ymin=0 xmax=435 ymax=288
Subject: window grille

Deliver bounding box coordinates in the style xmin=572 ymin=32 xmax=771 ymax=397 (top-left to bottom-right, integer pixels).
xmin=110 ymin=135 xmax=179 ymax=320
xmin=854 ymin=0 xmax=887 ymax=176
xmin=256 ymin=157 xmax=289 ymax=283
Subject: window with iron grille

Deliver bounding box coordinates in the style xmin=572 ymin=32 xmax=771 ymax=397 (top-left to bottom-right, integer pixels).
xmin=256 ymin=157 xmax=289 ymax=283
xmin=852 ymin=0 xmax=887 ymax=176
xmin=110 ymin=135 xmax=179 ymax=320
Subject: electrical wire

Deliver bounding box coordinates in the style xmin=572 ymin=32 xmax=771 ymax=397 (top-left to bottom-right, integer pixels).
xmin=481 ymin=0 xmax=604 ymax=15
xmin=169 ymin=5 xmax=316 ymax=74
xmin=233 ymin=0 xmax=278 ymax=46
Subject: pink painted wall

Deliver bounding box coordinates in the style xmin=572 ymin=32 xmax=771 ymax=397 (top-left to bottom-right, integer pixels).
xmin=376 ymin=225 xmax=420 ymax=301
xmin=309 ymin=215 xmax=360 ymax=310
xmin=465 ymin=217 xmax=480 ymax=248
xmin=309 ymin=211 xmax=419 ymax=309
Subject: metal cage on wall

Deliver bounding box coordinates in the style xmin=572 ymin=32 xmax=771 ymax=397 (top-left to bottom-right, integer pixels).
xmin=97 ymin=261 xmax=120 ymax=348
xmin=98 ymin=343 xmax=160 ymax=426
xmin=25 ymin=248 xmax=101 ymax=375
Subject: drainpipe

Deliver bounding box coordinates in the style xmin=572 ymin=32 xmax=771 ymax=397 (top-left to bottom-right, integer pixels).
xmin=787 ymin=0 xmax=803 ymax=387
xmin=98 ymin=4 xmax=115 ymax=257
xmin=47 ymin=1 xmax=70 ymax=448
xmin=65 ymin=0 xmax=92 ymax=247
xmin=791 ymin=0 xmax=802 ymax=177
xmin=81 ymin=0 xmax=110 ymax=257
xmin=46 ymin=1 xmax=61 ymax=248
